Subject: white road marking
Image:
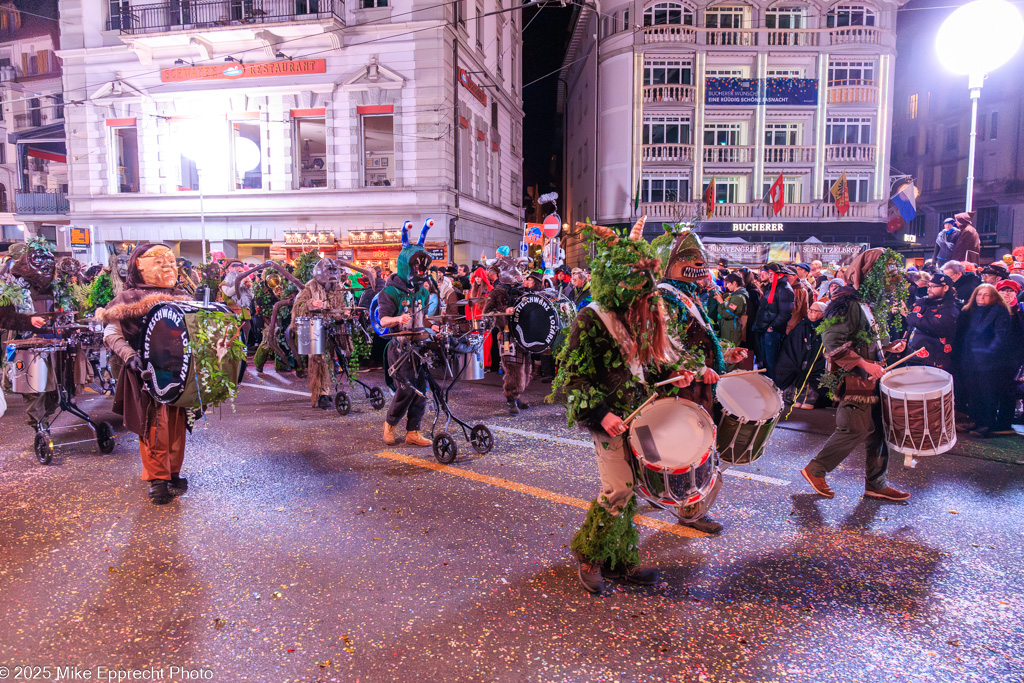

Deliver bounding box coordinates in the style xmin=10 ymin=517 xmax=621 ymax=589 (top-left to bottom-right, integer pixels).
xmin=238 ymin=382 xmax=310 ymax=397
xmin=489 ymin=426 xmax=789 ymax=486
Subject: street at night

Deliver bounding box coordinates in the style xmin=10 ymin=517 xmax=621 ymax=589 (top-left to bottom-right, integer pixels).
xmin=1 ymin=369 xmax=1021 ymax=682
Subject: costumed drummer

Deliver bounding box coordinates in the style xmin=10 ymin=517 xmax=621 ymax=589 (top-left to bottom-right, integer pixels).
xmin=378 ymin=220 xmax=437 ymax=448
xmin=551 ymin=219 xmax=693 ymax=596
xmin=800 ymin=248 xmax=910 ymax=503
xmin=483 ymin=256 xmax=540 ymax=415
xmin=98 ymin=244 xmax=194 ymax=506
xmin=292 ymin=258 xmax=352 ymax=409
xmin=653 ymin=224 xmax=747 ymax=534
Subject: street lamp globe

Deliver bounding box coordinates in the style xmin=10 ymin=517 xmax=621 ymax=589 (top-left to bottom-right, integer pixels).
xmin=935 ymin=0 xmax=1024 ymax=79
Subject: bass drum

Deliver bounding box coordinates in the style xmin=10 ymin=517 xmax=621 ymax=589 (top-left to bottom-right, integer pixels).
xmin=140 ymin=301 xmax=240 ymax=408
xmin=511 ymin=290 xmax=576 ymax=354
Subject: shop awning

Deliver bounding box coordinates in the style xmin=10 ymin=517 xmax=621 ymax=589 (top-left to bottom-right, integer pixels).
xmin=8 ymin=122 xmax=65 ymax=145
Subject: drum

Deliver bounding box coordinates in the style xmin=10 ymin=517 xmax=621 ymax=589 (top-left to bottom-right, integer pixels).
xmin=295 ymin=316 xmax=327 ymax=355
xmin=627 ymin=397 xmax=719 ymax=509
xmin=451 ymin=331 xmax=486 ymax=381
xmin=716 ymin=373 xmax=784 ymax=466
xmin=140 ymin=301 xmax=240 ymax=408
xmin=880 ymin=366 xmax=957 ymax=457
xmin=511 ymin=291 xmax=576 ymax=353
xmin=4 ymin=339 xmax=69 ymax=394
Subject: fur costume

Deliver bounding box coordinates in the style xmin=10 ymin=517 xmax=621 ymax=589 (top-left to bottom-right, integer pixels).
xmin=483 ymin=280 xmax=535 ymax=402
xmin=553 ymin=217 xmax=681 ymax=579
xmin=292 ymin=273 xmax=351 ymax=407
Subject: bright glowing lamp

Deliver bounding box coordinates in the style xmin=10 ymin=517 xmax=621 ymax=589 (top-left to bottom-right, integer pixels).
xmin=234 ymin=137 xmax=261 ymax=173
xmin=936 ymin=0 xmax=1024 ymax=212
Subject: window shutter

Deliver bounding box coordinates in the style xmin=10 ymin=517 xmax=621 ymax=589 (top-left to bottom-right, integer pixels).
xmin=21 ymin=52 xmax=27 ymax=75
xmin=38 ymin=50 xmax=49 ymax=73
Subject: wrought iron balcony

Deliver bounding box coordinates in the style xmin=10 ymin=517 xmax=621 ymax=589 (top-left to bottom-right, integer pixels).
xmin=15 ymin=190 xmax=69 ymax=215
xmin=107 ymin=0 xmax=344 ymax=35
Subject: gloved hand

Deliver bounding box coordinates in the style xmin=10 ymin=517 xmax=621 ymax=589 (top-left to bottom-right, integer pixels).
xmin=127 ymin=355 xmax=144 ymax=374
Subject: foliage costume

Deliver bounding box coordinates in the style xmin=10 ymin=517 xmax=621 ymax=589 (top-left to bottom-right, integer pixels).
xmin=552 ymin=219 xmax=682 ymax=593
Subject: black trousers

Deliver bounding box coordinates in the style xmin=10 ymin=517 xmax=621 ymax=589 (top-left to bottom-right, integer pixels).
xmin=385 ymin=344 xmax=427 ymax=431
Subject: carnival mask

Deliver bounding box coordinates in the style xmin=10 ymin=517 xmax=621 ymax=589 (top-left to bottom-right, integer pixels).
xmin=137 ymin=246 xmax=179 ymax=288
xmin=312 ymin=258 xmax=343 ymax=289
xmin=395 ymin=219 xmax=435 ymax=286
xmin=28 ymin=247 xmax=56 ymax=281
xmin=114 ymin=252 xmax=130 ymax=280
xmin=582 ymin=216 xmax=661 ymax=311
xmin=662 ymin=229 xmax=710 ymax=283
xmin=56 ymin=256 xmax=82 ymax=279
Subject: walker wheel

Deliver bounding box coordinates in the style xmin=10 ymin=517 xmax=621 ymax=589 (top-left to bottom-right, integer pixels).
xmin=34 ymin=432 xmax=53 ymax=465
xmin=335 ymin=391 xmax=351 ymax=416
xmin=369 ymin=387 xmax=386 ymax=410
xmin=432 ymin=433 xmax=458 ymax=464
xmin=96 ymin=422 xmax=116 ymax=454
xmin=469 ymin=424 xmax=494 ymax=454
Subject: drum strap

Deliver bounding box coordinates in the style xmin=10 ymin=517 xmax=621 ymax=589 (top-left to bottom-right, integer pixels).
xmin=585 ymin=303 xmax=645 ymax=382
xmin=657 ymin=283 xmax=711 ymax=333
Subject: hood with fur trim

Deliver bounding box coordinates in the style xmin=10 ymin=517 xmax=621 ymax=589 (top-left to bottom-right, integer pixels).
xmin=96 ymin=292 xmax=194 ymax=325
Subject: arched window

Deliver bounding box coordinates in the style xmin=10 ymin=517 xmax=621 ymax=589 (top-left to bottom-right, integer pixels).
xmin=644 ymin=2 xmax=694 ymax=27
xmin=827 ymin=4 xmax=876 ymax=27
xmin=0 ymin=184 xmax=7 ymax=213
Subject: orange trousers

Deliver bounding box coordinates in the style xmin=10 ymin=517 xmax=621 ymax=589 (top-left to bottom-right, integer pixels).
xmin=139 ymin=404 xmax=188 ymax=482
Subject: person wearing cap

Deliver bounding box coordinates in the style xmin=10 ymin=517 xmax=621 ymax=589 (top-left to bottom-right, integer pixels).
xmin=567 ymin=268 xmax=591 ymax=310
xmin=752 ymin=262 xmax=794 ymax=380
xmin=933 ymin=218 xmax=960 ymax=267
xmin=905 ymin=272 xmax=960 ymax=373
xmin=941 ymin=260 xmax=981 ymax=304
xmin=980 ymin=262 xmax=1010 ymax=286
xmin=795 ymin=262 xmax=812 ymax=285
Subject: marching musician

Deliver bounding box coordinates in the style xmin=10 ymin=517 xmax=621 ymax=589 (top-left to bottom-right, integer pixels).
xmin=378 ymin=220 xmax=436 ymax=448
xmin=292 ymin=258 xmax=353 ymax=410
xmin=98 ymin=244 xmax=194 ymax=506
xmin=552 ymin=219 xmax=693 ymax=595
xmin=800 ymin=248 xmax=910 ymax=503
xmin=482 ymin=258 xmax=541 ymax=415
xmin=654 ymin=225 xmax=747 ymax=534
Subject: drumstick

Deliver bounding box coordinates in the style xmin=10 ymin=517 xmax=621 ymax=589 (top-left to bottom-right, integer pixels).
xmin=622 ymin=393 xmax=659 ymax=426
xmin=651 ymin=367 xmax=766 ymax=388
xmin=882 ymin=348 xmax=925 ymax=373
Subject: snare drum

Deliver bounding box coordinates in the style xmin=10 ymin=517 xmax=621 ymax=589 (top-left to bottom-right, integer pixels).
xmin=715 ymin=373 xmax=784 ymax=466
xmin=512 ymin=291 xmax=576 ymax=353
xmin=451 ymin=331 xmax=486 ymax=381
xmin=4 ymin=339 xmax=70 ymax=394
xmin=627 ymin=397 xmax=719 ymax=509
xmin=880 ymin=366 xmax=956 ymax=457
xmin=295 ymin=316 xmax=327 ymax=355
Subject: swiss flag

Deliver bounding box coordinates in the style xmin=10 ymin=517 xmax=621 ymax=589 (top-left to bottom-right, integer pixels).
xmin=769 ymin=173 xmax=785 ymax=216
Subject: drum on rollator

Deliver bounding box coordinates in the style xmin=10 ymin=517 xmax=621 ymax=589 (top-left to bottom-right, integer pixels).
xmin=715 ymin=372 xmax=784 ymax=466
xmin=627 ymin=397 xmax=720 ymax=522
xmin=879 ymin=366 xmax=956 ymax=464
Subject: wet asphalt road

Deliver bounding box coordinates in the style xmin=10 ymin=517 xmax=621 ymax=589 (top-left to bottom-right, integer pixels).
xmin=0 ymin=367 xmax=1022 ymax=683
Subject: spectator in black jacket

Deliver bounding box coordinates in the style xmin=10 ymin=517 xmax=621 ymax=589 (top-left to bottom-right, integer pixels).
xmin=941 ymin=260 xmax=981 ymax=304
xmin=776 ymin=300 xmax=826 ymax=409
xmin=905 ymin=273 xmax=959 ymax=373
xmin=954 ymin=284 xmax=1016 ymax=437
xmin=752 ymin=262 xmax=794 ymax=380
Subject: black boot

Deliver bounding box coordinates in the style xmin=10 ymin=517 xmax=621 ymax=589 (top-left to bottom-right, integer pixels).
xmin=576 ymin=559 xmax=605 ymax=595
xmin=149 ymin=480 xmax=173 ymax=505
xmin=507 ymin=400 xmax=520 ymax=416
xmin=317 ymin=395 xmax=333 ymax=410
xmin=515 ymin=398 xmax=531 ymax=410
xmin=169 ymin=473 xmax=188 ymax=496
xmin=603 ymin=562 xmax=660 ymax=585
xmin=679 ymin=516 xmax=723 ymax=534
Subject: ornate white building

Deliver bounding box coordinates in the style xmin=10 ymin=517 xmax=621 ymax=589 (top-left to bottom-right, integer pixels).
xmin=559 ymin=0 xmax=904 ymax=255
xmin=56 ymin=0 xmax=523 ymax=267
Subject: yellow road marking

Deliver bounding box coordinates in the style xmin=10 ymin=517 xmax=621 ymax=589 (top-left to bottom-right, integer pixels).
xmin=376 ymin=451 xmax=707 ymax=539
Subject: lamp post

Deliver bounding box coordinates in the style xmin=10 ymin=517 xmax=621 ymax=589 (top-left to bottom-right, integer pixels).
xmin=936 ymin=0 xmax=1024 ymax=212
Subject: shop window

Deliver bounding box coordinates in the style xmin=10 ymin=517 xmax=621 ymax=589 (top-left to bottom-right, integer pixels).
xmin=362 ymin=115 xmax=394 ymax=187
xmin=110 ymin=126 xmax=139 ymax=194
xmin=294 ymin=116 xmax=327 ymax=189
xmin=231 ymin=121 xmax=263 ymax=190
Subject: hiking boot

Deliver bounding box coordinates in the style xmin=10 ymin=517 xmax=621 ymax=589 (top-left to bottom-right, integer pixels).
xmin=383 ymin=422 xmax=398 ymax=445
xmin=149 ymin=480 xmax=173 ymax=505
xmin=317 ymin=395 xmax=333 ymax=410
xmin=679 ymin=516 xmax=723 ymax=534
xmin=603 ymin=563 xmax=659 ymax=586
xmin=507 ymin=400 xmax=520 ymax=416
xmin=801 ymin=467 xmax=835 ymax=498
xmin=168 ymin=473 xmax=188 ymax=496
xmin=576 ymin=559 xmax=605 ymax=595
xmin=515 ymin=398 xmax=531 ymax=410
xmin=864 ymin=486 xmax=910 ymax=502
xmin=405 ymin=430 xmax=431 ymax=447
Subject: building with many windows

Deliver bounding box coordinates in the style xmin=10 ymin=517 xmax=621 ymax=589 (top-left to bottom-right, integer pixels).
xmin=887 ymin=0 xmax=1024 ymax=263
xmin=558 ymin=0 xmax=904 ymax=259
xmin=56 ymin=0 xmax=523 ymax=267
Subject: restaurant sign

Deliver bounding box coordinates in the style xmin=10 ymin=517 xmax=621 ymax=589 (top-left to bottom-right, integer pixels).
xmin=458 ymin=69 xmax=488 ymax=106
xmin=283 ymin=230 xmax=335 ymax=246
xmin=160 ymin=59 xmax=327 ymax=83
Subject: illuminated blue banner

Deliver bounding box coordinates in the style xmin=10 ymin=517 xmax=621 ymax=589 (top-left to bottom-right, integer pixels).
xmin=705 ymin=77 xmax=818 ymax=106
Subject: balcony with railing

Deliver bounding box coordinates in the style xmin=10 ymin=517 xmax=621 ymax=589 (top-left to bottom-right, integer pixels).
xmin=642 ymin=144 xmax=694 ymax=164
xmin=640 ymin=200 xmax=884 ymax=220
xmin=15 ymin=190 xmax=69 ymax=215
xmin=764 ymin=146 xmax=815 ymax=164
xmin=824 ymin=144 xmax=876 ymax=163
xmin=108 ymin=0 xmax=345 ymax=34
xmin=827 ymin=80 xmax=879 ymax=104
xmin=642 ymin=84 xmax=696 ymax=104
xmin=641 ymin=24 xmax=884 ymax=47
xmin=703 ymin=145 xmax=756 ymax=164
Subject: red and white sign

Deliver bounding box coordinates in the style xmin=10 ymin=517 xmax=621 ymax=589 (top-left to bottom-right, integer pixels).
xmin=160 ymin=59 xmax=326 ymax=83
xmin=458 ymin=68 xmax=488 ymax=106
xmin=542 ymin=213 xmax=561 ymax=238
